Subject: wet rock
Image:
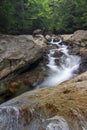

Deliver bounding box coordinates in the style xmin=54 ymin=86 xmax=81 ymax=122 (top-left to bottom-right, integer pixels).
xmin=61 ymin=30 xmax=87 ymax=73
xmin=78 ymin=48 xmax=87 ymax=73
xmin=0 ymin=60 xmax=47 ymax=103
xmin=42 ymin=45 xmax=59 ymax=66
xmin=43 ymin=56 xmax=49 ymax=65
xmin=68 ymin=46 xmax=80 ymax=55
xmin=53 ymin=51 xmax=63 ymax=57
xmin=79 ymin=56 xmax=87 ymax=73
xmin=47 ymin=45 xmax=58 ymax=50
xmin=53 ymin=37 xmax=61 ymax=42
xmin=0 ymin=34 xmax=46 ymax=79
xmin=50 ymin=35 xmax=61 ymax=42
xmin=53 ymin=51 xmax=63 ymax=66
xmin=55 ymin=58 xmax=60 ymax=65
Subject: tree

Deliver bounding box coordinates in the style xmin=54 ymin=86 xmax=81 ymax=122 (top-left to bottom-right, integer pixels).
xmin=25 ymin=0 xmax=53 ymax=31
xmin=0 ymin=0 xmax=87 ymax=34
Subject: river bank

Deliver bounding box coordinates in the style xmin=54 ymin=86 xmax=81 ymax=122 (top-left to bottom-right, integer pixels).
xmin=0 ymin=70 xmax=87 ymax=130
xmin=0 ymin=30 xmax=87 ymax=104
xmin=0 ymin=30 xmax=87 ymax=130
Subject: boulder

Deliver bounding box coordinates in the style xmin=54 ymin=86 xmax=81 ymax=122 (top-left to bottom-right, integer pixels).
xmin=33 ymin=29 xmax=42 ymax=36
xmin=64 ymin=30 xmax=87 ymax=47
xmin=53 ymin=50 xmax=63 ymax=57
xmin=68 ymin=46 xmax=80 ymax=55
xmin=45 ymin=35 xmax=51 ymax=42
xmin=45 ymin=34 xmax=61 ymax=43
xmin=79 ymin=48 xmax=87 ymax=72
xmin=61 ymin=34 xmax=72 ymax=41
xmin=61 ymin=30 xmax=87 ymax=55
xmin=0 ymin=71 xmax=87 ymax=130
xmin=61 ymin=30 xmax=87 ymax=73
xmin=52 ymin=35 xmax=61 ymax=42
xmin=0 ymin=34 xmax=46 ymax=79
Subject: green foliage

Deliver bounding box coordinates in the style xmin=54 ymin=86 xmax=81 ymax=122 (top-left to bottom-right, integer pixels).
xmin=0 ymin=0 xmax=87 ymax=34
xmin=49 ymin=0 xmax=87 ymax=33
xmin=25 ymin=0 xmax=53 ymax=31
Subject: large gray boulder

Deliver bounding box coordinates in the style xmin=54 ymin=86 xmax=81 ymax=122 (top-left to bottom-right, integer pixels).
xmin=0 ymin=34 xmax=46 ymax=79
xmin=0 ymin=71 xmax=87 ymax=130
xmin=67 ymin=30 xmax=87 ymax=47
xmin=61 ymin=30 xmax=87 ymax=47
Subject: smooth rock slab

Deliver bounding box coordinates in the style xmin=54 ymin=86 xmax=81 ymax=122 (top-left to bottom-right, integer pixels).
xmin=0 ymin=106 xmax=69 ymax=130
xmin=62 ymin=30 xmax=87 ymax=47
xmin=0 ymin=34 xmax=46 ymax=79
xmin=1 ymin=71 xmax=87 ymax=130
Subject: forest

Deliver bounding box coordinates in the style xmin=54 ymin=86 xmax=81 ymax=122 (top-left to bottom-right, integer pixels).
xmin=0 ymin=0 xmax=87 ymax=34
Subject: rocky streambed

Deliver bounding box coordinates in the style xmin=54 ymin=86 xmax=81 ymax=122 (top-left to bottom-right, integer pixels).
xmin=0 ymin=71 xmax=87 ymax=130
xmin=0 ymin=30 xmax=87 ymax=130
xmin=0 ymin=34 xmax=47 ymax=103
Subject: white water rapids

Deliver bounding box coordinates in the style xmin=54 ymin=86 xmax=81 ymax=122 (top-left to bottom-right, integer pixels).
xmin=37 ymin=38 xmax=81 ymax=88
xmin=0 ymin=38 xmax=86 ymax=130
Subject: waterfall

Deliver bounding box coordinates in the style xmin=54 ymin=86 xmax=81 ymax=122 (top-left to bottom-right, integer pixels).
xmin=37 ymin=37 xmax=81 ymax=88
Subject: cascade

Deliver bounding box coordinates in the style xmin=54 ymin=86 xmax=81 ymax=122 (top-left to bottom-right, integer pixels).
xmin=37 ymin=37 xmax=81 ymax=88
xmin=0 ymin=37 xmax=84 ymax=130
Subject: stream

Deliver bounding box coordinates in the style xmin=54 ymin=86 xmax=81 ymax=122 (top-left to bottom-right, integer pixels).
xmin=0 ymin=37 xmax=86 ymax=130
xmin=0 ymin=37 xmax=81 ymax=105
xmin=37 ymin=37 xmax=81 ymax=88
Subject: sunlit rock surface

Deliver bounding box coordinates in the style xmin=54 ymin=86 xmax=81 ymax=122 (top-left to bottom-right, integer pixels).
xmin=0 ymin=71 xmax=87 ymax=130
xmin=0 ymin=34 xmax=46 ymax=79
xmin=0 ymin=30 xmax=87 ymax=129
xmin=61 ymin=30 xmax=87 ymax=54
xmin=61 ymin=34 xmax=73 ymax=41
xmin=61 ymin=30 xmax=87 ymax=47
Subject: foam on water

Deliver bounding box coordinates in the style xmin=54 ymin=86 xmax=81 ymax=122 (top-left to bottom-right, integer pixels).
xmin=37 ymin=38 xmax=81 ymax=88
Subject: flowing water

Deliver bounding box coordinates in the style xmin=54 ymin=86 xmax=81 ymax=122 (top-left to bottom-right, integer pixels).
xmin=0 ymin=37 xmax=84 ymax=130
xmin=37 ymin=37 xmax=81 ymax=88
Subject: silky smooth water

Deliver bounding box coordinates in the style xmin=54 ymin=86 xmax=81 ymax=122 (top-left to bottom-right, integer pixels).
xmin=37 ymin=38 xmax=81 ymax=88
